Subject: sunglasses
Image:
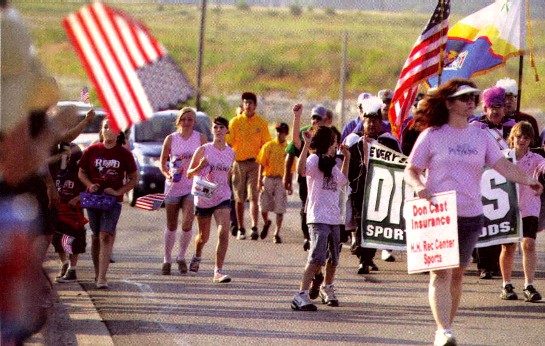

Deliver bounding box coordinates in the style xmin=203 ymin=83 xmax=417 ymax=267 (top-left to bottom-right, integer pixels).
xmin=454 ymin=94 xmax=479 ymax=104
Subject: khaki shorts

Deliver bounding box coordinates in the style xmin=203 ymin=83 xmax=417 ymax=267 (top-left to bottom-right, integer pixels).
xmin=259 ymin=176 xmax=287 ymax=214
xmin=232 ymin=160 xmax=259 ymax=202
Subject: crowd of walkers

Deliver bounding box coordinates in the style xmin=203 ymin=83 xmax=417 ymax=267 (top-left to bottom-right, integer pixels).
xmin=3 ymin=75 xmax=545 ymax=346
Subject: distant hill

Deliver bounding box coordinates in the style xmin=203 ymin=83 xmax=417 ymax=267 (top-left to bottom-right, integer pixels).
xmin=160 ymin=0 xmax=545 ymax=19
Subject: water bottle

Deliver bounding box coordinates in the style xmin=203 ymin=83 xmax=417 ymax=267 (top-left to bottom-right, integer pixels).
xmin=171 ymin=156 xmax=183 ymax=183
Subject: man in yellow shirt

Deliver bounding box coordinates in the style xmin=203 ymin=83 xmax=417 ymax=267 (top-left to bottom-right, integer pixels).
xmin=226 ymin=92 xmax=271 ymax=240
xmin=256 ymin=122 xmax=292 ymax=243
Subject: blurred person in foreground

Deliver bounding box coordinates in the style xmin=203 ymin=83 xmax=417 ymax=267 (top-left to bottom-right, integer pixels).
xmin=404 ymin=78 xmax=542 ymax=346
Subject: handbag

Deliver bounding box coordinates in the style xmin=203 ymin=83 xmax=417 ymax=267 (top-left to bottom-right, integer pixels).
xmin=80 ymin=191 xmax=117 ymax=210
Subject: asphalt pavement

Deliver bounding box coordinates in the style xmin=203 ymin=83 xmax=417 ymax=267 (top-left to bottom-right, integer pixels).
xmin=27 ymin=196 xmax=545 ymax=345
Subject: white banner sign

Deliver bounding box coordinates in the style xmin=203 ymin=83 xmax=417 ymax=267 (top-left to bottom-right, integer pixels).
xmin=404 ymin=191 xmax=459 ymax=274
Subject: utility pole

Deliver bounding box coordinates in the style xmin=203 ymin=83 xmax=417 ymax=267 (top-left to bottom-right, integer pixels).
xmin=195 ymin=0 xmax=207 ymax=110
xmin=339 ymin=30 xmax=348 ymax=127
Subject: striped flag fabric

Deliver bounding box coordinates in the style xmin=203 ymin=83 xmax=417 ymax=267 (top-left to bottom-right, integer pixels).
xmin=63 ymin=2 xmax=194 ymax=132
xmin=135 ymin=193 xmax=166 ymax=211
xmin=80 ymin=86 xmax=90 ymax=103
xmin=61 ymin=234 xmax=75 ymax=255
xmin=388 ymin=0 xmax=450 ymax=140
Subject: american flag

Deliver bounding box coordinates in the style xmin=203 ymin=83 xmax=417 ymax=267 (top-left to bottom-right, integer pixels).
xmin=80 ymin=86 xmax=90 ymax=103
xmin=135 ymin=193 xmax=166 ymax=211
xmin=388 ymin=0 xmax=450 ymax=139
xmin=63 ymin=3 xmax=194 ymax=132
xmin=61 ymin=234 xmax=75 ymax=255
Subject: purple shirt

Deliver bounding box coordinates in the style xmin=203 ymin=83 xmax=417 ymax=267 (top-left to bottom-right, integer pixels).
xmin=165 ymin=131 xmax=202 ymax=197
xmin=507 ymin=150 xmax=545 ymax=218
xmin=193 ymin=143 xmax=234 ymax=209
xmin=409 ymin=124 xmax=503 ymax=217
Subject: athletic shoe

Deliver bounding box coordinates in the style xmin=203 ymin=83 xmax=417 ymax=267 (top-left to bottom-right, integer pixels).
xmin=434 ymin=329 xmax=457 ymax=346
xmin=177 ymin=258 xmax=188 ymax=275
xmin=357 ymin=263 xmax=369 ymax=275
xmin=319 ymin=284 xmax=339 ymax=307
xmin=161 ymin=262 xmax=171 ymax=275
xmin=56 ymin=262 xmax=69 ymax=279
xmin=480 ymin=271 xmax=493 ymax=280
xmin=189 ymin=256 xmax=201 ymax=274
xmin=523 ymin=285 xmax=542 ymax=302
xmin=303 ymin=239 xmax=310 ymax=252
xmin=309 ymin=273 xmax=324 ymax=300
xmin=56 ymin=269 xmax=77 ymax=283
xmin=96 ymin=282 xmax=108 ymax=289
xmin=382 ymin=249 xmax=395 ymax=262
xmin=260 ymin=220 xmax=272 ymax=239
xmin=291 ymin=291 xmax=317 ymax=311
xmin=273 ymin=235 xmax=282 ymax=244
xmin=237 ymin=228 xmax=246 ymax=240
xmin=250 ymin=226 xmax=259 ymax=240
xmin=213 ymin=271 xmax=231 ymax=283
xmin=500 ymin=284 xmax=518 ymax=300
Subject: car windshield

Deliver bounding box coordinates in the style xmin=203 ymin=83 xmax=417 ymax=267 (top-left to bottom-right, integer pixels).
xmin=134 ymin=116 xmax=176 ymax=142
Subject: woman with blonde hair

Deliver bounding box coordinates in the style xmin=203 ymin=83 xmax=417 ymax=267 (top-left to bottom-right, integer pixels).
xmin=159 ymin=107 xmax=207 ymax=275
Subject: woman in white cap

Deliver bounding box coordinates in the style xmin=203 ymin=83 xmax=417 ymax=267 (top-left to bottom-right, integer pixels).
xmin=404 ymin=78 xmax=543 ymax=346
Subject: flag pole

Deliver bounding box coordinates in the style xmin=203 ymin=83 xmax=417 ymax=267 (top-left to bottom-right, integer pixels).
xmin=195 ymin=0 xmax=207 ymax=111
xmin=437 ymin=0 xmax=446 ymax=86
xmin=516 ymin=55 xmax=523 ymax=114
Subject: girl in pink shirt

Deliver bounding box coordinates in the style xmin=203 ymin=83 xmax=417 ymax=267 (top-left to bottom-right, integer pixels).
xmin=186 ymin=117 xmax=235 ymax=283
xmin=159 ymin=108 xmax=207 ymax=276
xmin=291 ymin=126 xmax=350 ymax=311
xmin=499 ymin=121 xmax=545 ymax=302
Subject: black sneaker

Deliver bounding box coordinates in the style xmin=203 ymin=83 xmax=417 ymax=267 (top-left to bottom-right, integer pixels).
xmin=260 ymin=220 xmax=271 ymax=239
xmin=357 ymin=263 xmax=369 ymax=275
xmin=480 ymin=271 xmax=493 ymax=280
xmin=250 ymin=226 xmax=259 ymax=240
xmin=500 ymin=284 xmax=518 ymax=300
xmin=366 ymin=260 xmax=379 ymax=271
xmin=57 ymin=269 xmax=77 ymax=283
xmin=237 ymin=228 xmax=246 ymax=240
xmin=273 ymin=235 xmax=282 ymax=244
xmin=56 ymin=262 xmax=69 ymax=279
xmin=309 ymin=273 xmax=324 ymax=300
xmin=230 ymin=223 xmax=238 ymax=237
xmin=523 ymin=285 xmax=542 ymax=302
xmin=303 ymin=239 xmax=310 ymax=252
xmin=161 ymin=262 xmax=171 ymax=275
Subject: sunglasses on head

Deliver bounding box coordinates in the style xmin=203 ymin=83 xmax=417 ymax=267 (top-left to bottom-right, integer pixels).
xmin=454 ymin=93 xmax=479 ymax=103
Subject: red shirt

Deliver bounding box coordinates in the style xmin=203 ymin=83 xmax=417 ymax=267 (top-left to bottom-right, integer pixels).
xmin=79 ymin=143 xmax=137 ymax=201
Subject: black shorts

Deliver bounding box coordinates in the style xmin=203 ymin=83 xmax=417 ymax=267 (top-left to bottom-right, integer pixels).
xmin=522 ymin=216 xmax=538 ymax=240
xmin=52 ymin=223 xmax=87 ymax=254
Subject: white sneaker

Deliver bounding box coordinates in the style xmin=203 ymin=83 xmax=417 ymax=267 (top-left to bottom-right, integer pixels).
xmin=381 ymin=249 xmax=396 ymax=262
xmin=434 ymin=329 xmax=457 ymax=346
xmin=319 ymin=284 xmax=339 ymax=306
xmin=291 ymin=291 xmax=317 ymax=311
xmin=213 ymin=271 xmax=231 ymax=283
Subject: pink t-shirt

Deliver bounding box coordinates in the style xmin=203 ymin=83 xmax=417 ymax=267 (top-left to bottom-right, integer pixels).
xmin=409 ymin=124 xmax=503 ymax=217
xmin=165 ymin=131 xmax=202 ymax=197
xmin=507 ymin=150 xmax=545 ymax=218
xmin=305 ymin=154 xmax=348 ymax=225
xmin=194 ymin=143 xmax=234 ymax=209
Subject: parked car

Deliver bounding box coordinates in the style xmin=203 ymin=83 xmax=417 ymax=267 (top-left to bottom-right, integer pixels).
xmin=56 ymin=101 xmax=107 ymax=150
xmin=127 ymin=110 xmax=178 ymax=206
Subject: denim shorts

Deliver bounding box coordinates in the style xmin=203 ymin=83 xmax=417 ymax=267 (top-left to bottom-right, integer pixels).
xmin=194 ymin=199 xmax=231 ymax=217
xmin=86 ymin=202 xmax=122 ymax=237
xmin=164 ymin=193 xmax=193 ymax=205
xmin=308 ymin=223 xmax=341 ymax=266
xmin=458 ymin=215 xmax=484 ymax=267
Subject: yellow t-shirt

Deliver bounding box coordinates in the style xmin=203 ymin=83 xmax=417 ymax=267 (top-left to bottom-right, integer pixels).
xmin=257 ymin=138 xmax=293 ymax=177
xmin=226 ymin=112 xmax=271 ymax=161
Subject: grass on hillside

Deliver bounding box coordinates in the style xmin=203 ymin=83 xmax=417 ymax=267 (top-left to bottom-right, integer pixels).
xmin=14 ymin=1 xmax=545 ymax=114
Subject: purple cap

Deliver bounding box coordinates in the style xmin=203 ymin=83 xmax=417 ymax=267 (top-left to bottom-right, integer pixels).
xmin=482 ymin=86 xmax=506 ymax=107
xmin=311 ymin=105 xmax=327 ymax=119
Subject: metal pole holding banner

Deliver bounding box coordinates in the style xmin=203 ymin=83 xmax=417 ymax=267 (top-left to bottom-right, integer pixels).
xmin=516 ymin=55 xmax=523 ymax=114
xmin=339 ymin=30 xmax=348 ymax=127
xmin=195 ymin=0 xmax=207 ymax=111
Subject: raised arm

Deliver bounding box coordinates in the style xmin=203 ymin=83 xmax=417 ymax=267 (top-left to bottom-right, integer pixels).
xmin=291 ymin=103 xmax=303 ymax=151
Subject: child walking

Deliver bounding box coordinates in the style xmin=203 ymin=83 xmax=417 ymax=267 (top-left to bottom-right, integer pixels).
xmin=291 ymin=126 xmax=349 ymax=311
